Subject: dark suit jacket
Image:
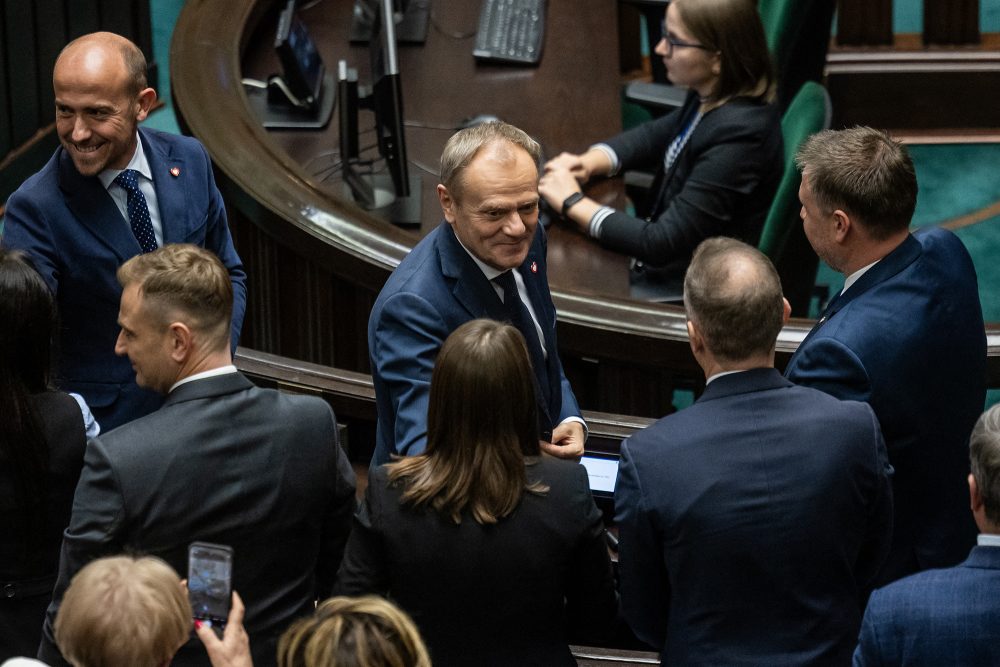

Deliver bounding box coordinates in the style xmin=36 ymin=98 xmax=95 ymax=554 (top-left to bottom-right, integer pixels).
xmin=2 ymin=128 xmax=247 ymax=431
xmin=600 ymin=92 xmax=782 ymax=277
xmin=368 ymin=222 xmax=580 ymax=465
xmin=0 ymin=392 xmax=85 ymax=662
xmin=785 ymin=228 xmax=986 ymax=584
xmin=615 ymin=369 xmax=893 ymax=665
xmin=854 ymin=545 xmax=1000 ymax=666
xmin=335 ymin=458 xmax=617 ymax=666
xmin=38 ymin=373 xmax=356 ymax=667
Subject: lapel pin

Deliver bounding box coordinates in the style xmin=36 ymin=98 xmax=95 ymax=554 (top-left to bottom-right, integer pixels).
xmin=169 ymin=167 xmax=181 ymax=177
xmin=530 ymin=261 xmax=538 ymax=274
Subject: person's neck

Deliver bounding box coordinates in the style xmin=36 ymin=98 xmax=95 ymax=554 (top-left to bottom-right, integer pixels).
xmin=175 ymin=350 xmax=234 ymax=383
xmin=839 ymin=229 xmax=909 ymax=276
xmin=700 ymin=352 xmax=774 ymax=381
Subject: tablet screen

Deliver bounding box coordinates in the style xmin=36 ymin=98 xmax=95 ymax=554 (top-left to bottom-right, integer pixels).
xmin=580 ymin=455 xmax=619 ymax=495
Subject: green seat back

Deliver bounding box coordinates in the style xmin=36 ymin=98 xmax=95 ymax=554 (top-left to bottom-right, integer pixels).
xmin=758 ymin=81 xmax=831 ymax=261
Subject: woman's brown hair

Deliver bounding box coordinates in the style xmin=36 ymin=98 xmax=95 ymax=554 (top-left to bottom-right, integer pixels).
xmin=675 ymin=0 xmax=775 ymax=107
xmin=386 ymin=319 xmax=547 ymax=524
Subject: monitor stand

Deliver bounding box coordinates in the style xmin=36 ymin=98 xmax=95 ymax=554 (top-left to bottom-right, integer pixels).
xmin=350 ymin=0 xmax=430 ymax=44
xmin=341 ymin=167 xmax=422 ymax=227
xmin=245 ymin=71 xmax=336 ymax=130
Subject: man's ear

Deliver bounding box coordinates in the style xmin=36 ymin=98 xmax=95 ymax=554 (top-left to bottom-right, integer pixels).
xmin=135 ymin=87 xmax=157 ymax=122
xmin=832 ymin=209 xmax=852 ymax=243
xmin=167 ymin=322 xmax=193 ymax=363
xmin=781 ymin=297 xmax=792 ymax=323
xmin=970 ymin=473 xmax=984 ymax=513
xmin=686 ymin=319 xmax=705 ymax=356
xmin=437 ymin=184 xmax=457 ymax=225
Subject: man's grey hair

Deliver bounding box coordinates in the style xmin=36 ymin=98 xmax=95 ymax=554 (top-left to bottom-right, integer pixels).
xmin=439 ymin=121 xmax=541 ymax=199
xmin=971 ymin=404 xmax=1000 ymax=526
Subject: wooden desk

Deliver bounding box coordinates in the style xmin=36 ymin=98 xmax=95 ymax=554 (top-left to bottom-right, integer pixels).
xmin=171 ymin=0 xmax=1000 ymax=420
xmin=241 ymin=0 xmax=632 ymax=294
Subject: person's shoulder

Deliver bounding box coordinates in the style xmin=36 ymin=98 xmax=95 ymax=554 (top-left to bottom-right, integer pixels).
xmin=868 ymin=565 xmax=960 ymax=612
xmin=6 ymin=148 xmax=63 ymax=204
xmin=704 ymin=97 xmax=780 ymax=135
xmin=375 ymin=225 xmax=448 ymax=305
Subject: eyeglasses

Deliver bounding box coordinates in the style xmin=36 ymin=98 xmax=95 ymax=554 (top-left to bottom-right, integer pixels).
xmin=660 ymin=20 xmax=712 ymax=57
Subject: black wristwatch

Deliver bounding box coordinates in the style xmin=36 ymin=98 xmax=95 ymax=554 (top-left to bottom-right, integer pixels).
xmin=561 ymin=192 xmax=586 ymax=219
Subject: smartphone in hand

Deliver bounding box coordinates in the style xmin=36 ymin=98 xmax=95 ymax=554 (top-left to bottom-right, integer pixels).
xmin=188 ymin=542 xmax=233 ymax=628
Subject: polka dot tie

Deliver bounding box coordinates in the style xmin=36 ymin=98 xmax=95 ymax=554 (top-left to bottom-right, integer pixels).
xmin=114 ymin=169 xmax=158 ymax=253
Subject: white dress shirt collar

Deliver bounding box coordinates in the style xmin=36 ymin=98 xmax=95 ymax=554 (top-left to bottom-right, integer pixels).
xmin=97 ymin=132 xmax=151 ymax=189
xmin=169 ymin=365 xmax=239 ymax=394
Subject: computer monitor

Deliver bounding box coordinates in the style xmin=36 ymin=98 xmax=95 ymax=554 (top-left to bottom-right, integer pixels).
xmin=339 ymin=0 xmax=421 ymax=226
xmin=248 ymin=0 xmax=335 ymax=129
xmin=350 ymin=0 xmax=430 ymax=44
xmin=275 ymin=0 xmax=324 ymax=107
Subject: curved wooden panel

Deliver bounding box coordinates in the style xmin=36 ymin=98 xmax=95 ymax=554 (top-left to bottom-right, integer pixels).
xmin=172 ymin=0 xmax=1000 ymax=407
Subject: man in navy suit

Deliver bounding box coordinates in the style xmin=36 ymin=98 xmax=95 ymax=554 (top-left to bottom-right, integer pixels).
xmin=368 ymin=121 xmax=583 ymax=465
xmin=2 ymin=32 xmax=246 ymax=432
xmin=615 ymin=238 xmax=893 ymax=665
xmin=855 ymin=404 xmax=1000 ymax=666
xmin=787 ymin=127 xmax=986 ymax=585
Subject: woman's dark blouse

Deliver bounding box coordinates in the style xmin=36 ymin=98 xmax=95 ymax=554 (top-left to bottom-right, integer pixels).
xmin=600 ymin=91 xmax=783 ymax=272
xmin=336 ymin=457 xmax=618 ymax=666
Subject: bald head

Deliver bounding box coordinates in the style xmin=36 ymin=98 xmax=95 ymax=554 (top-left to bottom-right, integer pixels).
xmin=53 ymin=32 xmax=155 ymax=177
xmin=684 ymin=237 xmax=785 ymax=363
xmin=57 ymin=32 xmax=147 ymax=97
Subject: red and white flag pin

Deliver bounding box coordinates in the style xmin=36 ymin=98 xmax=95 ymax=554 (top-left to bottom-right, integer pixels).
xmin=530 ymin=261 xmax=538 ymax=273
xmin=169 ymin=167 xmax=181 ymax=177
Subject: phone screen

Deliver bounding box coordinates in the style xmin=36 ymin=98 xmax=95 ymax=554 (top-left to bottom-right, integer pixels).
xmin=188 ymin=542 xmax=233 ymax=625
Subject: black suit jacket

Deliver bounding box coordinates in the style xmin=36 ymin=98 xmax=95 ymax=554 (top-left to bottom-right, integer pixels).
xmin=601 ymin=92 xmax=782 ymax=281
xmin=0 ymin=392 xmax=85 ymax=661
xmin=336 ymin=458 xmax=617 ymax=666
xmin=615 ymin=369 xmax=893 ymax=665
xmin=38 ymin=373 xmax=356 ymax=667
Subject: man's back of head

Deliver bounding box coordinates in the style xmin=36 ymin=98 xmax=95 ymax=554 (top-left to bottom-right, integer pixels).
xmin=683 ymin=237 xmax=787 ymax=371
xmin=970 ymin=404 xmax=1000 ymax=534
xmin=796 ymin=126 xmax=916 ymax=241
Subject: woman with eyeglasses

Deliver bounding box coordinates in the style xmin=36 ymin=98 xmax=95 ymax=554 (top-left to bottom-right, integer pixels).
xmin=539 ymin=0 xmax=781 ymax=300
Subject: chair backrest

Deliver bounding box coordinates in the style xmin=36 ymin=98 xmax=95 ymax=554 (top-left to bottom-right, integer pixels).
xmin=759 ymin=0 xmax=807 ymax=76
xmin=757 ymin=81 xmax=831 ymax=262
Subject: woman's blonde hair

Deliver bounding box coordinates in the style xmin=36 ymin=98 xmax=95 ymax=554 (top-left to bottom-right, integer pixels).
xmin=54 ymin=555 xmax=189 ymax=667
xmin=278 ymin=596 xmax=430 ymax=667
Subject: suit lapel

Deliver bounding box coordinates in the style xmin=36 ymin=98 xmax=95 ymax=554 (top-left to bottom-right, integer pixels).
xmin=58 ymin=150 xmax=140 ymax=261
xmin=141 ymin=130 xmax=190 ymax=243
xmin=437 ymin=222 xmax=507 ymax=321
xmin=519 ymin=238 xmax=560 ymax=413
xmin=789 ymin=234 xmax=922 ymax=364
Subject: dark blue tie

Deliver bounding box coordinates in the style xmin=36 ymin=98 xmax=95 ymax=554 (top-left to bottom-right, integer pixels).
xmin=114 ymin=169 xmax=157 ymax=253
xmin=493 ymin=270 xmax=553 ymax=423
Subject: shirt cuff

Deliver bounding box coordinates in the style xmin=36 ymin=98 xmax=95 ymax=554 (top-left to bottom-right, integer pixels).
xmin=559 ymin=415 xmax=588 ymax=441
xmin=588 ymin=206 xmax=616 ymax=239
xmin=590 ymin=143 xmax=620 ymax=176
